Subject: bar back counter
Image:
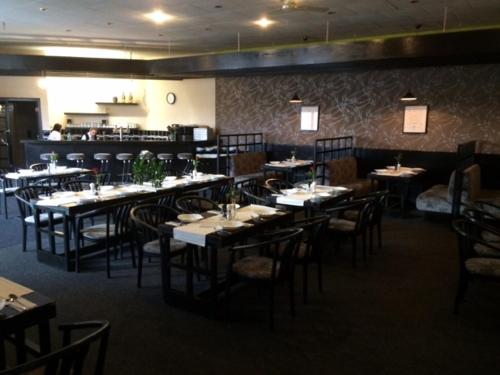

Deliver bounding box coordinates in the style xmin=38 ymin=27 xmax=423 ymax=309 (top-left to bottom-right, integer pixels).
xmin=22 ymin=140 xmax=214 ymax=175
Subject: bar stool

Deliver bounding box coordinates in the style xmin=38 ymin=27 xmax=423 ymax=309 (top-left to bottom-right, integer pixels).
xmin=177 ymin=153 xmax=193 ymax=175
xmin=66 ymin=153 xmax=85 ymax=168
xmin=94 ymin=153 xmax=112 ymax=184
xmin=157 ymin=153 xmax=175 ymax=176
xmin=40 ymin=153 xmax=52 ymax=162
xmin=116 ymin=153 xmax=134 ymax=183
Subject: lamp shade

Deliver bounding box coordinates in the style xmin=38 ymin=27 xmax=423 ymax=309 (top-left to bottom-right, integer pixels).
xmin=289 ymin=93 xmax=302 ymax=103
xmin=400 ymin=91 xmax=417 ymax=101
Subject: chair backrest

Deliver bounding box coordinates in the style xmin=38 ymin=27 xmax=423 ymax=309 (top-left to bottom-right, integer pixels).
xmin=265 ymin=178 xmax=294 ymax=193
xmin=175 ymin=195 xmax=219 ymax=214
xmin=327 ymin=157 xmax=358 ymax=186
xmin=232 ymin=152 xmax=266 ymax=177
xmin=29 ymin=163 xmax=47 ymax=171
xmin=61 ymin=180 xmax=89 ymax=192
xmin=325 ymin=197 xmax=375 ymax=234
xmin=130 ymin=204 xmax=179 ymax=244
xmin=231 ymin=228 xmax=303 ymax=282
xmin=293 ymin=215 xmax=330 ymax=259
xmin=241 ymin=184 xmax=274 ymax=206
xmin=0 ymin=169 xmax=15 ymax=190
xmin=15 ymin=186 xmax=55 ymax=219
xmin=1 ymin=320 xmax=110 ymax=375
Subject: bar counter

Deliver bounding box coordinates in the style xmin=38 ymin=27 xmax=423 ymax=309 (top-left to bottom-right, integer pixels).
xmin=22 ymin=139 xmax=215 ymax=172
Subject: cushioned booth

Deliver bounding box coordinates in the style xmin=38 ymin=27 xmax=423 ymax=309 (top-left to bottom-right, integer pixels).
xmin=233 ymin=152 xmax=267 ymax=183
xmin=327 ymin=157 xmax=372 ymax=196
xmin=416 ymin=164 xmax=500 ymax=215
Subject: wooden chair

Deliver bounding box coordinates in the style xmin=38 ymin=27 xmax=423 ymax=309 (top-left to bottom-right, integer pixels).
xmin=264 ymin=178 xmax=294 ymax=194
xmin=14 ymin=186 xmax=64 ymax=252
xmin=0 ymin=169 xmax=17 ymax=219
xmin=240 ymin=184 xmax=274 ymax=206
xmin=452 ymin=218 xmax=500 ymax=313
xmin=324 ymin=197 xmax=376 ymax=268
xmin=61 ymin=180 xmax=90 ymax=192
xmin=225 ymin=228 xmax=303 ymax=330
xmin=130 ymin=204 xmax=187 ymax=287
xmin=0 ymin=320 xmax=110 ymax=375
xmin=292 ymin=215 xmax=330 ymax=303
xmin=175 ymin=195 xmax=219 ymax=214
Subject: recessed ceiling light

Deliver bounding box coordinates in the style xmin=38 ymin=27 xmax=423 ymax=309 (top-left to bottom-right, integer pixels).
xmin=214 ymin=5 xmax=223 ymax=9
xmin=158 ymin=33 xmax=164 ymax=37
xmin=254 ymin=17 xmax=275 ymax=28
xmin=39 ymin=7 xmax=47 ymax=12
xmin=144 ymin=9 xmax=174 ymax=24
xmin=65 ymin=29 xmax=71 ymax=32
xmin=410 ymin=0 xmax=419 ymax=3
xmin=107 ymin=22 xmax=113 ymax=26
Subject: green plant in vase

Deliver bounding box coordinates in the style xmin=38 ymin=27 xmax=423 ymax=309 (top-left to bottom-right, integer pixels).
xmin=192 ymin=158 xmax=200 ymax=178
xmin=394 ymin=153 xmax=403 ymax=170
xmin=306 ymin=165 xmax=317 ymax=192
xmin=132 ymin=157 xmax=147 ymax=185
xmin=149 ymin=160 xmax=166 ymax=188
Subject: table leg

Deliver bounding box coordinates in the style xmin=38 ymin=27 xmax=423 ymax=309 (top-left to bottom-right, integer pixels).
xmin=38 ymin=320 xmax=51 ymax=355
xmin=0 ymin=336 xmax=5 ymax=370
xmin=14 ymin=330 xmax=26 ymax=365
xmin=34 ymin=208 xmax=42 ymax=253
xmin=48 ymin=213 xmax=56 ymax=255
xmin=160 ymin=235 xmax=172 ymax=303
xmin=186 ymin=245 xmax=194 ymax=298
xmin=401 ymin=181 xmax=410 ymax=217
xmin=209 ymin=245 xmax=218 ymax=315
xmin=63 ymin=217 xmax=71 ymax=271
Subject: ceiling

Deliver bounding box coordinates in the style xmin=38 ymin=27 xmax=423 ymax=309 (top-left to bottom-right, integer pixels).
xmin=0 ymin=0 xmax=499 ymax=59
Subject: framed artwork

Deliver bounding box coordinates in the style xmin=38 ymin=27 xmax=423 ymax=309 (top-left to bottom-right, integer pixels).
xmin=403 ymin=105 xmax=428 ymax=134
xmin=300 ymin=106 xmax=319 ymax=132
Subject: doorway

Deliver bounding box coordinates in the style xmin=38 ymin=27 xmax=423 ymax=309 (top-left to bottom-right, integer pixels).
xmin=0 ymin=99 xmax=41 ymax=169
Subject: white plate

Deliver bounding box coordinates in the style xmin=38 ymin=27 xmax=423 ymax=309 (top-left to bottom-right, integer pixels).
xmin=218 ymin=203 xmax=240 ymax=210
xmin=331 ymin=186 xmax=349 ymax=191
xmin=269 ymin=161 xmax=281 ymax=165
xmin=282 ymin=188 xmax=298 ymax=195
xmin=374 ymin=169 xmax=387 ymax=173
xmin=18 ymin=169 xmax=33 ymax=174
xmin=386 ymin=166 xmax=396 ymax=170
xmin=317 ymin=192 xmax=331 ymax=197
xmin=164 ymin=176 xmax=177 ymax=181
xmin=99 ymin=185 xmax=114 ymax=192
xmin=218 ymin=220 xmax=244 ymax=230
xmin=177 ymin=213 xmax=203 ymax=223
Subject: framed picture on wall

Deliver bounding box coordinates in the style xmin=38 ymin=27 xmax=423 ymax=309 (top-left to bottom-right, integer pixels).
xmin=403 ymin=105 xmax=428 ymax=134
xmin=300 ymin=106 xmax=319 ymax=132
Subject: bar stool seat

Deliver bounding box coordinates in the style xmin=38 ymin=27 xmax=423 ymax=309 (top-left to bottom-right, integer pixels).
xmin=94 ymin=153 xmax=112 ymax=161
xmin=116 ymin=153 xmax=134 ymax=161
xmin=94 ymin=153 xmax=112 ymax=182
xmin=157 ymin=153 xmax=174 ymax=161
xmin=66 ymin=153 xmax=85 ymax=161
xmin=177 ymin=153 xmax=193 ymax=160
xmin=40 ymin=153 xmax=53 ymax=161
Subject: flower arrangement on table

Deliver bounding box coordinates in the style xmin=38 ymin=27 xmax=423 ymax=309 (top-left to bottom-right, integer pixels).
xmin=306 ymin=165 xmax=317 ymax=192
xmin=49 ymin=152 xmax=59 ymax=163
xmin=90 ymin=167 xmax=106 ymax=195
xmin=192 ymin=157 xmax=200 ymax=177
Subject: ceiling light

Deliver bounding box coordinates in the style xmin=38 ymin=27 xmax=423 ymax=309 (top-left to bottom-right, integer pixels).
xmin=254 ymin=17 xmax=275 ymax=28
xmin=39 ymin=7 xmax=47 ymax=12
xmin=400 ymin=91 xmax=417 ymax=101
xmin=144 ymin=9 xmax=174 ymax=24
xmin=289 ymin=93 xmax=302 ymax=104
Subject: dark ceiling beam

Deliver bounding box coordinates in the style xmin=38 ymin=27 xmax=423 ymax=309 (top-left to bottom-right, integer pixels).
xmin=0 ymin=29 xmax=499 ymax=79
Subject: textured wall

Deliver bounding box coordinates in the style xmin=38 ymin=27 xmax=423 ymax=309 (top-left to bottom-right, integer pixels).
xmin=216 ymin=64 xmax=500 ymax=153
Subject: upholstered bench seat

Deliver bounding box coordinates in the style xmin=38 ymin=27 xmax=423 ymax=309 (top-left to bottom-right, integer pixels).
xmin=81 ymin=223 xmax=116 ymax=240
xmin=482 ymin=231 xmax=500 ymax=243
xmin=232 ymin=256 xmax=279 ymax=280
xmin=474 ymin=243 xmax=500 ymax=258
xmin=328 ymin=218 xmax=356 ymax=232
xmin=465 ymin=257 xmax=500 ymax=278
xmin=416 ymin=184 xmax=450 ymax=213
xmin=327 ymin=157 xmax=372 ymax=196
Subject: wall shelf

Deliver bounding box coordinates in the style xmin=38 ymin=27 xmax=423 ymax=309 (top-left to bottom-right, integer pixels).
xmin=95 ymin=102 xmax=139 ymax=106
xmin=64 ymin=112 xmax=109 ymax=116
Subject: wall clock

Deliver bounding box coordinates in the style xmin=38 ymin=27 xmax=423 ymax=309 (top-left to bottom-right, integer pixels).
xmin=166 ymin=92 xmax=176 ymax=105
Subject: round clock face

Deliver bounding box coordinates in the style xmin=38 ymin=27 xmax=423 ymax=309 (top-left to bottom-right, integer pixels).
xmin=166 ymin=92 xmax=176 ymax=104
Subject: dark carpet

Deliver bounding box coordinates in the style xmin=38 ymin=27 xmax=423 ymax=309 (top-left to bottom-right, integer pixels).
xmin=1 ymin=196 xmax=500 ymax=375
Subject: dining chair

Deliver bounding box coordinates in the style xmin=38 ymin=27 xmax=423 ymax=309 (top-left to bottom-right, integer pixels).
xmin=175 ymin=195 xmax=220 ymax=214
xmin=240 ymin=184 xmax=274 ymax=206
xmin=0 ymin=320 xmax=110 ymax=375
xmin=225 ymin=228 xmax=303 ymax=330
xmin=452 ymin=218 xmax=500 ymax=313
xmin=75 ymin=201 xmax=135 ymax=277
xmin=29 ymin=163 xmax=47 ymax=171
xmin=292 ymin=215 xmax=330 ymax=303
xmin=61 ymin=180 xmax=90 ymax=192
xmin=264 ymin=178 xmax=294 ymax=194
xmin=0 ymin=169 xmax=17 ymax=219
xmin=324 ymin=197 xmax=376 ymax=268
xmin=14 ymin=186 xmax=64 ymax=252
xmin=130 ymin=204 xmax=188 ymax=288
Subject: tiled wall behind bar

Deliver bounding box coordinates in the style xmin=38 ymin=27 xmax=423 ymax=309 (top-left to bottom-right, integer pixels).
xmin=216 ymin=64 xmax=500 ymax=154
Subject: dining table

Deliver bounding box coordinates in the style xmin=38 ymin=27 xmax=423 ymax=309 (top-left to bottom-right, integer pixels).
xmin=367 ymin=166 xmax=426 ymax=216
xmin=269 ymin=184 xmax=353 ymax=215
xmin=158 ymin=204 xmax=293 ymax=315
xmin=0 ymin=277 xmax=56 ymax=370
xmin=263 ymin=159 xmax=314 ymax=183
xmin=32 ymin=174 xmax=233 ymax=271
xmin=4 ymin=167 xmax=91 ymax=187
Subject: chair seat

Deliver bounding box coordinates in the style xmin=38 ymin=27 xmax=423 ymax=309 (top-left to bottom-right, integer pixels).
xmin=465 ymin=257 xmax=500 ymax=278
xmin=482 ymin=231 xmax=500 ymax=243
xmin=232 ymin=256 xmax=280 ymax=280
xmin=116 ymin=153 xmax=134 ymax=161
xmin=343 ymin=209 xmax=359 ymax=221
xmin=25 ymin=212 xmax=64 ymax=224
xmin=474 ymin=243 xmax=500 ymax=257
xmin=81 ymin=223 xmax=116 ymax=241
xmin=329 ymin=218 xmax=356 ymax=232
xmin=143 ymin=238 xmax=187 ymax=254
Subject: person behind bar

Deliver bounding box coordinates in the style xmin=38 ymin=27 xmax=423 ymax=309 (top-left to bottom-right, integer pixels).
xmin=47 ymin=123 xmax=62 ymax=141
xmin=81 ymin=128 xmax=97 ymax=141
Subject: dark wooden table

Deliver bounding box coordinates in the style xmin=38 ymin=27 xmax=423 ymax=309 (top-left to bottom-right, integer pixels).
xmin=263 ymin=160 xmax=313 ymax=183
xmin=367 ymin=168 xmax=425 ymax=216
xmin=33 ymin=176 xmax=233 ymax=271
xmin=158 ymin=206 xmax=293 ymax=315
xmin=4 ymin=168 xmax=92 ymax=187
xmin=0 ymin=278 xmax=56 ymax=370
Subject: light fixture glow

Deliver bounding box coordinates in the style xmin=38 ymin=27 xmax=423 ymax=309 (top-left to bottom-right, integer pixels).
xmin=400 ymin=91 xmax=417 ymax=101
xmin=289 ymin=93 xmax=302 ymax=104
xmin=144 ymin=9 xmax=174 ymax=24
xmin=254 ymin=17 xmax=275 ymax=28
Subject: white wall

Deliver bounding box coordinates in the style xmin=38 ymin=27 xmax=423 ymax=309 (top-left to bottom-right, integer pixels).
xmin=0 ymin=75 xmax=215 ymax=131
